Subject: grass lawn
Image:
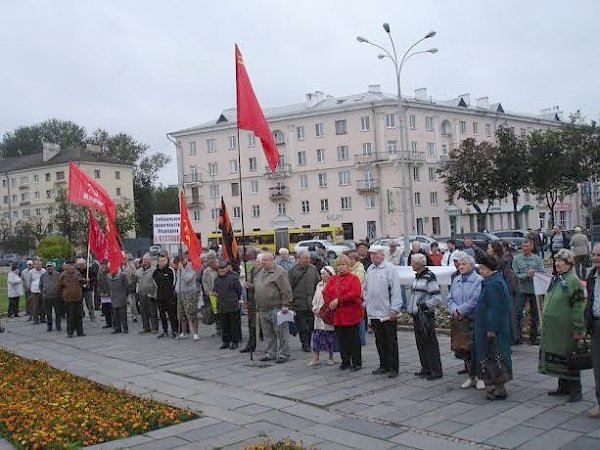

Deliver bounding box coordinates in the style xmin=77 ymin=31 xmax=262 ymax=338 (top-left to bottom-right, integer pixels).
xmin=0 ymin=272 xmax=9 ymax=315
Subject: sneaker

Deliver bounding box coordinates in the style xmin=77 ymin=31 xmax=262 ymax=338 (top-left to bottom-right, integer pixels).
xmin=307 ymin=360 xmax=321 ymax=367
xmin=193 ymin=333 xmax=200 ymax=341
xmin=461 ymin=378 xmax=474 ymax=389
xmin=327 ymin=359 xmax=335 ymax=366
xmin=476 ymin=379 xmax=486 ymax=390
xmin=176 ymin=333 xmax=188 ymax=340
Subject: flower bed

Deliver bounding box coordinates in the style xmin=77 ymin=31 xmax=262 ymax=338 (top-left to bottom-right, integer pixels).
xmin=245 ymin=439 xmax=314 ymax=450
xmin=0 ymin=349 xmax=197 ymax=449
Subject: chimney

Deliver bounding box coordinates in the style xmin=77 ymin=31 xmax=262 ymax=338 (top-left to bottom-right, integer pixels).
xmin=42 ymin=143 xmax=60 ymax=162
xmin=476 ymin=97 xmax=489 ymax=109
xmin=314 ymin=90 xmax=325 ymax=103
xmin=458 ymin=93 xmax=470 ymax=106
xmin=414 ymin=87 xmax=427 ymax=101
xmin=368 ymin=84 xmax=381 ymax=94
xmin=305 ymin=92 xmax=317 ymax=108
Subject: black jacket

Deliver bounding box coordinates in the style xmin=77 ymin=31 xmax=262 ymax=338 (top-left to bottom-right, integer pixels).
xmin=586 ymin=267 xmax=597 ymax=334
xmin=153 ymin=266 xmax=176 ymax=305
xmin=213 ymin=271 xmax=242 ymax=313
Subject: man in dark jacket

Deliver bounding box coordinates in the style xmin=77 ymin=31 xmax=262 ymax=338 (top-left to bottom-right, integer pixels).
xmin=153 ymin=254 xmax=178 ymax=338
xmin=241 ymin=253 xmax=263 ymax=353
xmin=407 ymin=241 xmax=434 ymax=266
xmin=77 ymin=258 xmax=97 ymax=322
xmin=58 ymin=260 xmax=85 ymax=338
xmin=288 ymin=250 xmax=320 ymax=352
xmin=41 ymin=262 xmax=61 ymax=332
xmin=214 ymin=260 xmax=243 ymax=349
xmin=586 ymin=243 xmax=600 ymax=418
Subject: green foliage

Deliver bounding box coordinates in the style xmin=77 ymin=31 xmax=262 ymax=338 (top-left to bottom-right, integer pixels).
xmin=54 ymin=187 xmax=87 ymax=248
xmin=37 ymin=236 xmax=73 ymax=261
xmin=0 ymin=119 xmax=86 ymax=157
xmin=116 ymin=198 xmax=137 ymax=236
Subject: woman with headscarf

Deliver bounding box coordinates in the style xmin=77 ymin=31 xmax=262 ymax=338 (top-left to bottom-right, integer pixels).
xmin=308 ymin=265 xmax=336 ymax=366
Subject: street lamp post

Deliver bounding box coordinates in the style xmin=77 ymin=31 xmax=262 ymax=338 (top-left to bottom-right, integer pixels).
xmin=357 ymin=24 xmax=437 ymax=257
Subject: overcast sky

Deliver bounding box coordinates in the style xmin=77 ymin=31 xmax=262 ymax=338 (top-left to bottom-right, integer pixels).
xmin=1 ymin=0 xmax=598 ymax=184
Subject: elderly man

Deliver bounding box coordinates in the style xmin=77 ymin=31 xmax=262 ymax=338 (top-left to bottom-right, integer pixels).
xmin=175 ymin=252 xmax=200 ymax=341
xmin=59 ymin=260 xmax=85 ymax=338
xmin=22 ymin=259 xmax=33 ymax=319
xmin=586 ymin=244 xmax=600 ymax=418
xmin=462 ymin=237 xmax=484 ymax=260
xmin=570 ymin=227 xmax=590 ymax=279
xmin=277 ymin=248 xmax=295 ymax=271
xmin=202 ymin=252 xmax=220 ymax=336
xmin=29 ymin=258 xmax=46 ymax=324
xmin=356 ymin=240 xmax=372 ymax=270
xmin=135 ymin=253 xmax=158 ymax=333
xmin=254 ymin=252 xmax=293 ymax=363
xmin=407 ymin=241 xmax=433 ymax=266
xmin=365 ymin=245 xmax=404 ymax=378
xmin=289 ymin=250 xmax=320 ymax=352
xmin=242 ymin=253 xmax=264 ymax=353
xmin=386 ymin=241 xmax=403 ymax=266
xmin=76 ymin=258 xmax=97 ymax=322
xmin=407 ymin=253 xmax=443 ymax=380
xmin=41 ymin=262 xmax=61 ymax=332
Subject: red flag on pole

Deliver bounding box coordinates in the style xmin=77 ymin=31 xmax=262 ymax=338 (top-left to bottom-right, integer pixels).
xmin=218 ymin=197 xmax=239 ymax=262
xmin=179 ymin=191 xmax=202 ymax=270
xmin=104 ymin=216 xmax=124 ymax=274
xmin=235 ymin=44 xmax=279 ymax=172
xmin=68 ymin=161 xmax=117 ymax=222
xmin=88 ymin=210 xmax=108 ymax=262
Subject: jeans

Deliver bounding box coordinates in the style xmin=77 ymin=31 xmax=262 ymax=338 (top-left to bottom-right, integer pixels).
xmin=259 ymin=309 xmax=290 ymax=359
xmin=371 ymin=319 xmax=399 ymax=373
xmin=516 ymin=293 xmax=539 ymax=342
xmin=295 ymin=310 xmax=314 ymax=350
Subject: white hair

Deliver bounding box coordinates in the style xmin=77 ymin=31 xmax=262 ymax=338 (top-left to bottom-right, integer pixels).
xmin=411 ymin=253 xmax=427 ymax=266
xmin=456 ymin=253 xmax=476 ymax=267
xmin=411 ymin=240 xmax=421 ymax=249
xmin=278 ymin=248 xmax=289 ymax=256
xmin=256 ymin=253 xmax=264 ymax=262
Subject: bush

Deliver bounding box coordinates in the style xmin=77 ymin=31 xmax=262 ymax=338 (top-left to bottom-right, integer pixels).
xmin=36 ymin=236 xmax=73 ymax=261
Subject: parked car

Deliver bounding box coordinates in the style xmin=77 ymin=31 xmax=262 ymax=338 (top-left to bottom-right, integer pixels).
xmin=371 ymin=235 xmax=447 ymax=254
xmin=293 ymin=240 xmax=347 ymax=259
xmin=492 ymin=229 xmax=529 ymax=251
xmin=0 ymin=253 xmax=19 ymax=267
xmin=335 ymin=240 xmax=356 ymax=251
xmin=453 ymin=232 xmax=500 ymax=252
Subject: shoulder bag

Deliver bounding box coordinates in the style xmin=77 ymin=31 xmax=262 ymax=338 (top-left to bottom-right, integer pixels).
xmin=480 ymin=337 xmax=510 ymax=386
xmin=566 ymin=337 xmax=593 ymax=371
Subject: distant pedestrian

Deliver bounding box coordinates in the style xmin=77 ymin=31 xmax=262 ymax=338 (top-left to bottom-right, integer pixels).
xmin=41 ymin=262 xmax=61 ymax=332
xmin=241 ymin=253 xmax=264 ymax=353
xmin=288 ymin=250 xmax=320 ymax=352
xmin=570 ymin=227 xmax=590 ymax=279
xmin=441 ymin=240 xmax=457 ymax=266
xmin=214 ymin=260 xmax=242 ymax=350
xmin=407 ymin=241 xmax=433 ymax=266
xmin=76 ymin=258 xmax=96 ymax=322
xmin=108 ymin=266 xmax=131 ymax=334
xmin=97 ymin=261 xmax=113 ymax=329
xmin=7 ymin=264 xmax=23 ymax=318
xmin=175 ymin=252 xmax=200 ymax=341
xmin=585 ymin=244 xmax=600 ymax=418
xmin=308 ymin=265 xmax=336 ymax=367
xmin=21 ymin=260 xmax=33 ymax=318
xmin=428 ymin=242 xmax=443 ymax=266
xmin=29 ymin=259 xmax=46 ymax=324
xmin=58 ymin=260 xmax=85 ymax=338
xmin=134 ymin=253 xmax=158 ymax=333
xmin=386 ymin=241 xmax=403 ymax=266
xmin=277 ymin=248 xmax=295 ymax=271
xmin=355 ymin=241 xmax=372 ymax=270
xmin=153 ymin=254 xmax=178 ymax=338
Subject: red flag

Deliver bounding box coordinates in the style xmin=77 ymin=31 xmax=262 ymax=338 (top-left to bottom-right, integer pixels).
xmin=104 ymin=216 xmax=124 ymax=274
xmin=88 ymin=210 xmax=108 ymax=262
xmin=235 ymin=44 xmax=279 ymax=172
xmin=179 ymin=191 xmax=202 ymax=270
xmin=68 ymin=161 xmax=117 ymax=222
xmin=218 ymin=197 xmax=239 ymax=262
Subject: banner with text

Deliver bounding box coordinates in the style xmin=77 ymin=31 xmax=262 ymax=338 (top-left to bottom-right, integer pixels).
xmin=153 ymin=214 xmax=181 ymax=244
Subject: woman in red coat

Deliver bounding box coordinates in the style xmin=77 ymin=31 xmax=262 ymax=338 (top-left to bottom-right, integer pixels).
xmin=323 ymin=254 xmax=364 ymax=371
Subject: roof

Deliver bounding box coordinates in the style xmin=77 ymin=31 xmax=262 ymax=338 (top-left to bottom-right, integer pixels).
xmin=0 ymin=147 xmax=130 ymax=173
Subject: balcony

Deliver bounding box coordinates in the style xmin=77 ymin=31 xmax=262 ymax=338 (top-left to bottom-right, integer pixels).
xmin=356 ymin=179 xmax=379 ymax=193
xmin=354 ymin=152 xmax=386 ymax=165
xmin=264 ymin=163 xmax=292 ymax=179
xmin=20 ymin=201 xmax=30 ymax=206
xmin=18 ymin=184 xmax=29 ymax=190
xmin=186 ymin=195 xmax=205 ymax=208
xmin=439 ymin=154 xmax=450 ymax=162
xmin=269 ymin=186 xmax=290 ymax=201
xmin=183 ymin=173 xmax=203 ymax=185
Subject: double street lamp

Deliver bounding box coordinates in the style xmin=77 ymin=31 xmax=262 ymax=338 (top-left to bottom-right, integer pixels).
xmin=357 ymin=24 xmax=437 ymax=256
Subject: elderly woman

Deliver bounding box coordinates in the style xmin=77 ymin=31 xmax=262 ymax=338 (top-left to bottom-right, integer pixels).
xmin=323 ymin=255 xmax=363 ymax=371
xmin=309 ymin=265 xmax=336 ymax=366
xmin=539 ymin=249 xmax=586 ymax=402
xmin=447 ymin=253 xmax=484 ymax=389
xmin=488 ymin=240 xmax=518 ymax=344
xmin=407 ymin=253 xmax=443 ymax=380
xmin=348 ymin=252 xmax=366 ymax=288
xmin=473 ymin=254 xmax=513 ymax=400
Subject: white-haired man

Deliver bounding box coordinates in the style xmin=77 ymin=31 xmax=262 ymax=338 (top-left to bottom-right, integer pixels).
xmin=277 ymin=248 xmax=295 ymax=271
xmin=134 ymin=253 xmax=158 ymax=333
xmin=365 ymin=245 xmax=404 ymax=378
xmin=288 ymin=250 xmax=320 ymax=352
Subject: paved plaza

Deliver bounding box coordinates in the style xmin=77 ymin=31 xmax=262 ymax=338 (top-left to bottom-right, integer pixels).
xmin=1 ymin=315 xmax=600 ymax=450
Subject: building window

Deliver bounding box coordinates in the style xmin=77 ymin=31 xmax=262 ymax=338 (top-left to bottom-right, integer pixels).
xmin=116 ymin=187 xmax=122 ymax=197
xmin=211 ymin=208 xmax=219 ymax=221
xmin=432 ymin=217 xmax=441 ymax=235
xmin=11 ymin=178 xmax=15 ymax=187
xmin=56 ymin=171 xmax=65 ymax=181
xmin=425 ymin=116 xmax=434 ymax=131
xmin=459 ymin=121 xmax=467 ymax=134
xmin=207 ymin=139 xmax=217 ymax=153
xmin=473 ymin=122 xmax=479 ymax=135
xmin=20 ymin=176 xmax=29 ymax=185
xmin=12 ymin=210 xmax=17 ymax=218
xmin=33 ymin=175 xmax=39 ymax=183
xmin=208 ymin=161 xmax=218 ymax=175
xmin=277 ymin=202 xmax=286 ymax=215
xmin=338 ymin=171 xmax=350 ymax=186
xmin=252 ymin=205 xmax=260 ymax=217
xmin=45 ymin=173 xmax=51 ymax=182
xmin=21 ymin=192 xmax=28 ymax=202
xmin=520 ymin=128 xmax=527 ymax=137
xmin=411 ymin=141 xmax=418 ymax=154
xmin=209 ymin=184 xmax=219 ymax=199
xmin=428 ymin=167 xmax=437 ymax=181
xmin=35 ymin=208 xmax=41 ymax=216
xmin=318 ymin=173 xmax=328 ymax=188
xmin=387 ymin=140 xmax=398 ymax=154
xmin=231 ymin=182 xmax=240 ymax=197
xmin=413 ymin=167 xmax=420 ymax=181
xmin=1 ymin=179 xmax=5 ymax=188
xmin=188 ymin=141 xmax=197 ymax=155
xmin=442 ymin=144 xmax=448 ymax=155
xmin=337 ymin=145 xmax=349 ymax=161
xmin=414 ymin=192 xmax=421 ymax=206
xmin=46 ymin=190 xmax=52 ymax=199
xmin=409 ymin=114 xmax=416 ymax=129
xmin=233 ymin=206 xmax=241 ymax=218
xmin=299 ymin=175 xmax=308 ymax=189
xmin=297 ymin=151 xmax=307 ymax=166
xmin=227 ymin=136 xmax=237 ymax=150
xmin=360 ymin=116 xmax=371 ymax=131
xmin=301 ymin=200 xmax=310 ymax=213
xmin=274 ymin=131 xmax=285 ymax=145
xmin=365 ymin=195 xmax=375 ymax=209
xmin=190 ymin=166 xmax=200 ymax=182
xmin=296 ymin=126 xmax=305 ymax=140
xmin=320 ymin=198 xmax=329 ymax=212
xmin=316 ymin=148 xmax=325 ymax=163
xmin=34 ymin=191 xmax=40 ymax=200
xmin=485 ymin=123 xmax=492 ymax=136
xmin=362 ymin=142 xmax=373 ymax=156
xmin=248 ymin=133 xmax=256 ymax=147
xmin=11 ymin=194 xmax=16 ymax=203
xmin=249 ymin=157 xmax=257 ymax=171
xmin=189 ymin=210 xmax=198 ymax=221
xmin=341 ymin=196 xmax=352 ymax=210
xmin=23 ymin=209 xmax=30 ymax=218
xmin=427 ymin=142 xmax=436 ymax=156
xmin=430 ymin=192 xmax=438 ymax=205
xmin=250 ymin=180 xmax=258 ymax=194
xmin=2 ymin=195 xmax=7 ymax=204
xmin=115 ymin=171 xmax=121 ymax=180
xmin=385 ymin=113 xmax=396 ymax=128
xmin=335 ymin=119 xmax=347 ymax=135
xmin=315 ymin=122 xmax=324 ymax=137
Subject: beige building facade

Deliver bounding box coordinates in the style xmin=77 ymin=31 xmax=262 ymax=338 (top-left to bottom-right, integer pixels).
xmin=0 ymin=144 xmax=135 ymax=237
xmin=169 ymin=86 xmax=577 ymax=244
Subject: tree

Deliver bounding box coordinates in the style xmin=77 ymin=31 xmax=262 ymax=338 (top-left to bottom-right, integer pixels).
xmin=116 ymin=199 xmax=136 ymax=236
xmin=494 ymin=127 xmax=530 ymax=229
xmin=0 ymin=119 xmax=86 ymax=157
xmin=37 ymin=236 xmax=73 ymax=261
xmin=54 ymin=187 xmax=87 ymax=249
xmin=153 ymin=186 xmax=179 ymax=214
xmin=438 ymin=139 xmax=500 ymax=232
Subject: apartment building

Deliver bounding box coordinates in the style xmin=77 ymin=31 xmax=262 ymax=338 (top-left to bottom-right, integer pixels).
xmin=169 ymin=85 xmax=574 ymax=244
xmin=0 ymin=144 xmax=135 ymax=236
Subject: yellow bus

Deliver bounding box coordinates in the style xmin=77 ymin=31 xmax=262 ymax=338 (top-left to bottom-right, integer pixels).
xmin=206 ymin=226 xmax=343 ymax=254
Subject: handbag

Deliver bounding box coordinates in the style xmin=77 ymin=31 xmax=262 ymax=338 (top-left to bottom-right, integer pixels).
xmin=566 ymin=338 xmax=593 ymax=371
xmin=480 ymin=337 xmax=510 ymax=386
xmin=450 ymin=318 xmax=472 ymax=355
xmin=319 ymin=304 xmax=335 ymax=325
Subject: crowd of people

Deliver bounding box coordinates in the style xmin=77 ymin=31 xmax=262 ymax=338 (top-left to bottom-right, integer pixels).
xmin=4 ymin=229 xmax=600 ymax=415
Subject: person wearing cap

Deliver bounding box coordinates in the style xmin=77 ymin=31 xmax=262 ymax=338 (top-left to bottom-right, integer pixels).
xmin=175 ymin=252 xmax=200 ymax=341
xmin=356 ymin=241 xmax=371 ymax=270
xmin=308 ymin=265 xmax=336 ymax=366
xmin=570 ymin=227 xmax=590 ymax=279
xmin=365 ymin=245 xmax=404 ymax=378
xmin=7 ymin=264 xmax=23 ymax=318
xmin=386 ymin=241 xmax=403 ymax=266
xmin=473 ymin=254 xmax=513 ymax=400
xmin=41 ymin=262 xmax=61 ymax=332
xmin=288 ymin=250 xmax=320 ymax=352
xmin=539 ymin=249 xmax=585 ymax=403
xmin=58 ymin=260 xmax=85 ymax=338
xmin=29 ymin=258 xmax=47 ymax=324
xmin=21 ymin=259 xmax=34 ymax=318
xmin=214 ymin=259 xmax=243 ymax=350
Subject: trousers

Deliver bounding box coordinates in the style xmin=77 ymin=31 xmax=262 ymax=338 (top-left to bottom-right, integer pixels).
xmin=516 ymin=293 xmax=539 ymax=342
xmin=45 ymin=296 xmax=62 ymax=330
xmin=158 ymin=303 xmax=178 ymax=334
xmin=259 ymin=310 xmax=290 ymax=359
xmin=112 ymin=306 xmax=128 ymax=332
xmin=8 ymin=296 xmax=20 ymax=317
xmin=295 ymin=309 xmax=314 ymax=350
xmin=371 ymin=319 xmax=399 ymax=373
xmin=65 ymin=301 xmax=83 ymax=336
xmin=335 ymin=324 xmax=362 ymax=368
xmin=82 ymin=290 xmax=95 ymax=320
xmin=220 ymin=311 xmax=241 ymax=344
xmin=31 ymin=293 xmax=45 ymax=323
xmin=139 ymin=295 xmax=159 ymax=331
xmin=591 ymin=320 xmax=600 ymax=406
xmin=413 ymin=311 xmax=442 ymax=376
xmin=101 ymin=302 xmax=113 ymax=326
